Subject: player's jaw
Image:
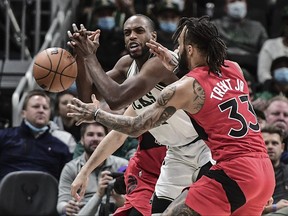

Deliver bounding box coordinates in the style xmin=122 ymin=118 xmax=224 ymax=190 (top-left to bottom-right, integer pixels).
xmin=127 ymin=41 xmax=150 ymax=59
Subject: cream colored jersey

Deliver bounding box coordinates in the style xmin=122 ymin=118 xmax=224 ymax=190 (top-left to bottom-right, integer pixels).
xmin=127 ymin=56 xmax=214 ymax=200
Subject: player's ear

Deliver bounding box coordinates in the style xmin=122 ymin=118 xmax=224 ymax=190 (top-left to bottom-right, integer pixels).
xmin=151 ymin=31 xmax=157 ymax=41
xmin=187 ymin=45 xmax=193 ymax=56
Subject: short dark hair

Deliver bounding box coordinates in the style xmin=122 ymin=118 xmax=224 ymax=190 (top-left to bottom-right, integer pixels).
xmin=173 ymin=16 xmax=227 ymax=75
xmin=261 ymin=125 xmax=284 ymax=142
xmin=270 ymin=56 xmax=288 ymax=72
xmin=22 ymin=89 xmax=51 ymax=110
xmin=80 ymin=122 xmax=109 ymax=137
xmin=54 ymin=90 xmax=78 ymax=114
xmin=125 ymin=14 xmax=156 ymax=32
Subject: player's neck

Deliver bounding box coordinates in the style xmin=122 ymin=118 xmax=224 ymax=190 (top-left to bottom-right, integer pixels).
xmin=135 ymin=52 xmax=151 ymax=70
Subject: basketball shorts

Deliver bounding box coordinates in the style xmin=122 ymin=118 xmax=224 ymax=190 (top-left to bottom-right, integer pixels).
xmin=186 ymin=154 xmax=275 ymax=215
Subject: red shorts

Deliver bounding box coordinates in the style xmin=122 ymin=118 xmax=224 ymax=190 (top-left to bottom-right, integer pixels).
xmin=114 ymin=145 xmax=166 ymax=216
xmin=185 ymin=154 xmax=275 ymax=215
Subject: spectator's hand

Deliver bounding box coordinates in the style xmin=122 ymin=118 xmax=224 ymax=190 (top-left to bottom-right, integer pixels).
xmin=67 ymin=94 xmax=100 ymax=126
xmin=146 ymin=39 xmax=178 ymax=72
xmin=65 ymin=199 xmax=83 ymax=216
xmin=276 ymin=199 xmax=288 ymax=210
xmin=97 ymin=170 xmax=113 ymax=197
xmin=251 ymin=98 xmax=268 ymax=111
xmin=67 ymin=23 xmax=100 ymax=57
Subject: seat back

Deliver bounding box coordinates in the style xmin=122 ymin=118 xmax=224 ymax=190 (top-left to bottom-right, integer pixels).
xmin=0 ymin=171 xmax=58 ymax=216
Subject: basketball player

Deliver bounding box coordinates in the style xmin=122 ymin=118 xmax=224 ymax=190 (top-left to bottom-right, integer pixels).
xmin=68 ymin=16 xmax=275 ymax=215
xmin=67 ymin=14 xmax=213 ymax=215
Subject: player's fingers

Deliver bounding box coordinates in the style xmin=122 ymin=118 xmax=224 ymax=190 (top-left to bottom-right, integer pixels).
xmin=80 ymin=24 xmax=86 ymax=32
xmin=67 ymin=30 xmax=73 ymax=38
xmin=75 ymin=118 xmax=84 ymax=126
xmin=91 ymin=94 xmax=98 ymax=103
xmin=72 ymin=23 xmax=79 ymax=32
xmin=67 ymin=41 xmax=75 ymax=49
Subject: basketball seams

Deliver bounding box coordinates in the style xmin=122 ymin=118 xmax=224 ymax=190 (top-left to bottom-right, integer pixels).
xmin=33 ymin=47 xmax=77 ymax=92
xmin=51 ymin=48 xmax=65 ymax=91
xmin=61 ymin=61 xmax=77 ymax=78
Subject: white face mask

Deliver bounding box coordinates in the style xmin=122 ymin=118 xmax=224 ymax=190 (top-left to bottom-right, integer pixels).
xmin=227 ymin=1 xmax=247 ymax=20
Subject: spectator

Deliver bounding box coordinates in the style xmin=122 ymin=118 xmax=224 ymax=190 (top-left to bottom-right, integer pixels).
xmin=0 ymin=90 xmax=72 ymax=181
xmin=258 ymin=6 xmax=288 ymax=84
xmin=255 ymin=108 xmax=267 ymax=129
xmin=154 ymin=0 xmax=181 ymax=50
xmin=256 ymin=56 xmax=288 ymax=101
xmin=53 ymin=90 xmax=81 ymax=146
xmin=57 ymin=122 xmax=128 ymax=216
xmin=72 ymin=103 xmax=138 ymax=160
xmin=264 ymin=95 xmax=288 ymax=138
xmin=88 ymin=0 xmax=126 ymax=71
xmin=262 ymin=125 xmax=288 ymax=215
xmin=212 ymin=0 xmax=268 ymax=75
xmin=264 ymin=95 xmax=288 ymax=163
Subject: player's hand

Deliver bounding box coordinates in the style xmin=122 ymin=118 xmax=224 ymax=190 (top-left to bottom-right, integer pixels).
xmin=146 ymin=39 xmax=178 ymax=72
xmin=65 ymin=199 xmax=83 ymax=216
xmin=70 ymin=171 xmax=89 ymax=202
xmin=67 ymin=23 xmax=100 ymax=57
xmin=67 ymin=94 xmax=100 ymax=126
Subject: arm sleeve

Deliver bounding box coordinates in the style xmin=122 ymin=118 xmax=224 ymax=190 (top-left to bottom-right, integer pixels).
xmin=76 ymin=193 xmax=102 ymax=216
xmin=57 ymin=163 xmax=76 ymax=214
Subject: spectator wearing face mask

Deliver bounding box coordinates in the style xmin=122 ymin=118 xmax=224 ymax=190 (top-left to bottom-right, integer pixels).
xmin=154 ymin=0 xmax=181 ymax=50
xmin=257 ymin=6 xmax=288 ymax=84
xmin=255 ymin=56 xmax=288 ymax=102
xmin=212 ymin=0 xmax=268 ymax=76
xmin=88 ymin=0 xmax=126 ymax=71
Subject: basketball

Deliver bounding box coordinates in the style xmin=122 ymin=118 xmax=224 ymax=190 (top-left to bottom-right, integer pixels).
xmin=33 ymin=47 xmax=77 ymax=93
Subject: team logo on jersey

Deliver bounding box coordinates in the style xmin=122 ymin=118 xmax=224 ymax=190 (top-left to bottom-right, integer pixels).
xmin=127 ymin=175 xmax=138 ymax=194
xmin=132 ymin=92 xmax=156 ymax=110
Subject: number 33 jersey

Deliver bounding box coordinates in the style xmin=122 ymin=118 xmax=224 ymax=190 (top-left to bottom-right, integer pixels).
xmin=187 ymin=60 xmax=267 ymax=162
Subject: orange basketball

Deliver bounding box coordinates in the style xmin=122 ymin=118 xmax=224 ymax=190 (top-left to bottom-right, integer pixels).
xmin=33 ymin=47 xmax=77 ymax=93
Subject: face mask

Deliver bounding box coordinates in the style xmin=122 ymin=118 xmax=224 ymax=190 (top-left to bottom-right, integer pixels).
xmin=159 ymin=21 xmax=178 ymax=33
xmin=227 ymin=1 xmax=247 ymax=20
xmin=24 ymin=119 xmax=49 ymax=133
xmin=97 ymin=16 xmax=115 ymax=30
xmin=274 ymin=67 xmax=288 ymax=84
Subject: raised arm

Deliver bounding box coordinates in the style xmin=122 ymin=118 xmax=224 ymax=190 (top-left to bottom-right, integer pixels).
xmin=68 ymin=76 xmax=204 ymax=137
xmin=68 ymin=24 xmax=178 ymax=110
xmin=70 ymin=106 xmax=137 ymax=201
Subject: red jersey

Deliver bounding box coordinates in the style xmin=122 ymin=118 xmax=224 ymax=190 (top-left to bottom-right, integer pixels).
xmin=186 ymin=60 xmax=267 ymax=162
xmin=114 ymin=132 xmax=166 ymax=216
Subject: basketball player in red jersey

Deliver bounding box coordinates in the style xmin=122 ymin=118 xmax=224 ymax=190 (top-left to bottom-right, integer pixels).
xmin=67 ymin=16 xmax=275 ymax=215
xmin=67 ymin=15 xmax=213 ymax=215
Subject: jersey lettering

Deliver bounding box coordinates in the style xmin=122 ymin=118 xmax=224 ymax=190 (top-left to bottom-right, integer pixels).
xmin=132 ymin=92 xmax=156 ymax=110
xmin=219 ymin=95 xmax=259 ymax=138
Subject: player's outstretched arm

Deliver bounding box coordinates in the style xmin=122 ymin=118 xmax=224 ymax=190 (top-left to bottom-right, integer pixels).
xmin=67 ymin=77 xmax=201 ymax=137
xmin=70 ymin=104 xmax=135 ymax=201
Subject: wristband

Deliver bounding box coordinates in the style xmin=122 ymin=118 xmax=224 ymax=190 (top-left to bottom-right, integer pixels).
xmin=94 ymin=109 xmax=100 ymax=121
xmin=272 ymin=204 xmax=277 ymax=212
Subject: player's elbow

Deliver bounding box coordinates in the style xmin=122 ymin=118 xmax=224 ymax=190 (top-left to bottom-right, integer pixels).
xmin=106 ymin=99 xmax=128 ymax=111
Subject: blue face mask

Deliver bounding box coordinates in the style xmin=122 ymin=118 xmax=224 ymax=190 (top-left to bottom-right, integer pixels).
xmin=24 ymin=119 xmax=49 ymax=133
xmin=159 ymin=21 xmax=177 ymax=33
xmin=97 ymin=16 xmax=115 ymax=30
xmin=274 ymin=67 xmax=288 ymax=84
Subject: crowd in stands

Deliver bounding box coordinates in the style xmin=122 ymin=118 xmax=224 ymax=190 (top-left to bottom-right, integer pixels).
xmin=1 ymin=0 xmax=288 ymax=215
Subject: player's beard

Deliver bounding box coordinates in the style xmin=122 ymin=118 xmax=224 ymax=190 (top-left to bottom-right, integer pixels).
xmin=177 ymin=49 xmax=190 ymax=78
xmin=129 ymin=45 xmax=150 ymax=60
